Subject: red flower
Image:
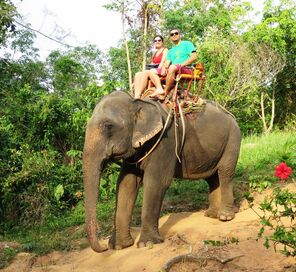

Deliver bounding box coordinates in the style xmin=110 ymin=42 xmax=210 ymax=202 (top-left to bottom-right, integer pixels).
xmin=274 ymin=162 xmax=293 ymax=180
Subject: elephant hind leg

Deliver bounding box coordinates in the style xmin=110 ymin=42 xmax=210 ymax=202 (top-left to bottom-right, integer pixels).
xmin=205 ymin=173 xmax=220 ymax=219
xmin=217 ymin=168 xmax=235 ymax=221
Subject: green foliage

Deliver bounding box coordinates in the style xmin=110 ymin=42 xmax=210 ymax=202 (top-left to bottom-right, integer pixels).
xmin=46 ymin=45 xmax=103 ymax=93
xmin=163 ymin=0 xmax=248 ymax=39
xmin=242 ymin=131 xmax=295 ymax=257
xmin=0 ymin=247 xmax=18 ymax=269
xmin=0 ymin=0 xmax=296 ymax=266
xmin=238 ymin=131 xmax=296 ymax=172
xmin=1 ymin=146 xmax=81 ymax=226
xmin=0 ymin=83 xmax=104 ymax=226
xmin=244 ymin=0 xmax=296 ymax=128
xmin=0 ymin=33 xmax=112 ymax=229
xmin=204 ymin=237 xmax=239 ymax=247
xmin=0 ymin=0 xmax=17 ymax=44
xmin=102 ymin=46 xmax=130 ymax=90
xmin=245 ymin=187 xmax=296 ymax=256
xmin=100 ymin=163 xmax=121 ymax=200
xmin=163 ymin=179 xmax=209 ymax=213
xmin=248 ymin=175 xmax=275 ymax=192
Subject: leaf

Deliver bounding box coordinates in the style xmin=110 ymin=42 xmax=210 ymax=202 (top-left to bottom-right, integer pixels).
xmin=54 ymin=184 xmax=64 ymax=201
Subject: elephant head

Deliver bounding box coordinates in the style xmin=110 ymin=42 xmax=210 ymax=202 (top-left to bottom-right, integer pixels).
xmin=83 ymin=91 xmax=163 ymax=252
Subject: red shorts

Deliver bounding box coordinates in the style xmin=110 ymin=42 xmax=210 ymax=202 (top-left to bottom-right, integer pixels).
xmin=156 ymin=64 xmax=193 ymax=75
xmin=156 ymin=67 xmax=167 ymax=76
xmin=175 ymin=64 xmax=193 ymax=74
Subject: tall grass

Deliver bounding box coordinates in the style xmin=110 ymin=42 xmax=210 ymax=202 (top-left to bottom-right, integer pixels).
xmin=238 ymin=131 xmax=296 ymax=171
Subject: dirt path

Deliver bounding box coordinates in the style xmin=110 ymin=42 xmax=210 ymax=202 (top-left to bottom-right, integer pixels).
xmin=2 ymin=186 xmax=295 ymax=272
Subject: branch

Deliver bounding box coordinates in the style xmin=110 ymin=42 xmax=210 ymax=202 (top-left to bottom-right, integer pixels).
xmin=161 ymin=253 xmax=243 ymax=271
xmin=14 ymin=20 xmax=75 ymax=48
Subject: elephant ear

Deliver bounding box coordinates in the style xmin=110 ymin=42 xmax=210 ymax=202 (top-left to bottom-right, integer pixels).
xmin=132 ymin=100 xmax=163 ymax=148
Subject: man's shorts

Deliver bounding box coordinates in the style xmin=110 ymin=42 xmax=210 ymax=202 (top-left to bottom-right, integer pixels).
xmin=175 ymin=64 xmax=193 ymax=74
xmin=156 ymin=64 xmax=193 ymax=76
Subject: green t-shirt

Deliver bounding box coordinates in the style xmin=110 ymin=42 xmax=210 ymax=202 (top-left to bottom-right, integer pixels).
xmin=167 ymin=41 xmax=196 ymax=65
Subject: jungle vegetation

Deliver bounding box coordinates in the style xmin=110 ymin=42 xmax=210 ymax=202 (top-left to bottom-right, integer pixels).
xmin=0 ymin=0 xmax=295 ymax=260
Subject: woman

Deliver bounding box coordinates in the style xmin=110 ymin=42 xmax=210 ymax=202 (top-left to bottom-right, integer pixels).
xmin=134 ymin=35 xmax=168 ymax=98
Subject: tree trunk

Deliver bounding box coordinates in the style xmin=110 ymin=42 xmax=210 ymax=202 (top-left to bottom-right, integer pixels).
xmin=267 ymin=88 xmax=275 ymax=133
xmin=121 ymin=0 xmax=133 ymax=93
xmin=260 ymin=91 xmax=268 ymax=133
xmin=141 ymin=2 xmax=149 ymax=71
xmin=260 ymin=89 xmax=275 ymax=134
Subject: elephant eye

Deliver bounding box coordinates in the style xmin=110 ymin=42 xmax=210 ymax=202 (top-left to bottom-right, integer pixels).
xmin=102 ymin=121 xmax=113 ymax=137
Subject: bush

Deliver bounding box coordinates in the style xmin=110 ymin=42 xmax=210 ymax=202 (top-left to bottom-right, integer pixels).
xmin=245 ymin=162 xmax=295 ymax=256
xmin=0 ymin=146 xmax=83 ymax=228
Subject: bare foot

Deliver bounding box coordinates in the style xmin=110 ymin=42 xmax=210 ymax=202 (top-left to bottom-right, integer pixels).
xmin=149 ymin=87 xmax=165 ymax=98
xmin=149 ymin=94 xmax=166 ymax=102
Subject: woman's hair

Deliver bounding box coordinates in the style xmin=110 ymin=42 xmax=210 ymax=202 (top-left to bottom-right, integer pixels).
xmin=154 ymin=35 xmax=164 ymax=42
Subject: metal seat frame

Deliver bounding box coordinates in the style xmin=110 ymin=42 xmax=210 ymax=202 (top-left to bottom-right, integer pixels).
xmin=146 ymin=63 xmax=205 ymax=102
xmin=172 ymin=63 xmax=205 ymax=102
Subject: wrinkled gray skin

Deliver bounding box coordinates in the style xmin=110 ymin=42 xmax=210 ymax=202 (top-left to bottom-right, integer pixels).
xmin=83 ymin=91 xmax=241 ymax=252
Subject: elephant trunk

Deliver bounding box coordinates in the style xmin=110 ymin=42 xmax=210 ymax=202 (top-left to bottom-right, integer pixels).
xmin=83 ymin=130 xmax=108 ymax=253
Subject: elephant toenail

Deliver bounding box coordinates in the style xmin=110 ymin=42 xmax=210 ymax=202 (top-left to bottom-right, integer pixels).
xmin=138 ymin=242 xmax=145 ymax=248
xmin=147 ymin=241 xmax=154 ymax=249
xmin=220 ymin=215 xmax=227 ymax=221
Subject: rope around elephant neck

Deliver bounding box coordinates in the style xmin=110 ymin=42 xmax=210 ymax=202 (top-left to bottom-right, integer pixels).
xmin=174 ymin=105 xmax=181 ymax=163
xmin=173 ymin=99 xmax=186 ymax=163
xmin=132 ymin=106 xmax=173 ymax=165
xmin=177 ymin=98 xmax=186 ymax=161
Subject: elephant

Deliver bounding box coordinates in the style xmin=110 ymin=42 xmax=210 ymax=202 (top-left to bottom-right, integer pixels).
xmin=83 ymin=90 xmax=241 ymax=252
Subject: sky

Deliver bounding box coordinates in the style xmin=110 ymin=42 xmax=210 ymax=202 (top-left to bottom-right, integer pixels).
xmin=12 ymin=0 xmax=122 ymax=59
xmin=12 ymin=0 xmax=264 ymax=60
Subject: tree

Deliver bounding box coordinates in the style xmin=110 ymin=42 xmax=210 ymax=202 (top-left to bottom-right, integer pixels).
xmin=244 ymin=0 xmax=296 ymax=130
xmin=104 ymin=0 xmax=167 ymax=93
xmin=163 ymin=0 xmax=250 ymax=41
xmin=0 ymin=0 xmax=17 ymax=45
xmin=46 ymin=45 xmax=103 ymax=93
xmin=138 ymin=1 xmax=167 ymax=71
xmin=104 ymin=0 xmax=133 ymax=92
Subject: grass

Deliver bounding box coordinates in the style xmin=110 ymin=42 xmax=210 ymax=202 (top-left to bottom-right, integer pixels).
xmin=0 ymin=247 xmax=18 ymax=269
xmin=238 ymin=131 xmax=296 ymax=172
xmin=0 ymin=200 xmax=114 ymax=255
xmin=235 ymin=130 xmax=296 ymax=191
xmin=0 ymin=130 xmax=295 ymax=266
xmin=163 ymin=179 xmax=209 ymax=214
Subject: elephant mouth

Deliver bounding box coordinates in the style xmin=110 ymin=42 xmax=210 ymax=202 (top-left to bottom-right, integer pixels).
xmin=111 ymin=148 xmax=136 ymax=161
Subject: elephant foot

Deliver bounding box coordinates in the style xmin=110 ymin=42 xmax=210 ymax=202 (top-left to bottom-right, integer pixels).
xmin=204 ymin=207 xmax=218 ymax=218
xmin=217 ymin=209 xmax=235 ymax=221
xmin=108 ymin=232 xmax=134 ymax=250
xmin=137 ymin=231 xmax=164 ymax=248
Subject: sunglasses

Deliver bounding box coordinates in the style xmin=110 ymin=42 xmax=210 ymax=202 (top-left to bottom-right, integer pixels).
xmin=154 ymin=39 xmax=162 ymax=42
xmin=170 ymin=32 xmax=179 ymax=37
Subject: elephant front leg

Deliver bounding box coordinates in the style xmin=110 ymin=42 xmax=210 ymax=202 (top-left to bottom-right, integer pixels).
xmin=137 ymin=172 xmax=172 ymax=247
xmin=108 ymin=167 xmax=142 ymax=250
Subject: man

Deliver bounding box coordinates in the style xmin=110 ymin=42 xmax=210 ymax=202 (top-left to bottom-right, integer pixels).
xmin=149 ymin=28 xmax=197 ymax=100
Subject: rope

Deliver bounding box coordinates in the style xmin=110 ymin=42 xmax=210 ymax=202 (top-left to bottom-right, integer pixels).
xmin=178 ymin=98 xmax=186 ymax=156
xmin=174 ymin=104 xmax=181 ymax=163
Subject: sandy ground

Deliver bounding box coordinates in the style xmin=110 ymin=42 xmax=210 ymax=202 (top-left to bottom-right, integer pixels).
xmin=2 ymin=185 xmax=295 ymax=272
